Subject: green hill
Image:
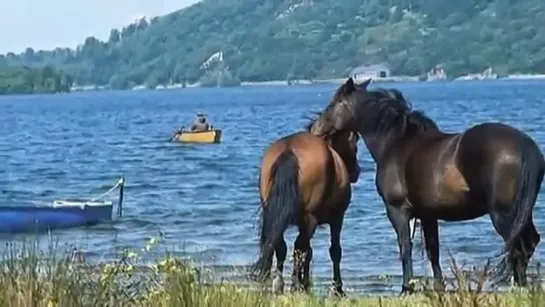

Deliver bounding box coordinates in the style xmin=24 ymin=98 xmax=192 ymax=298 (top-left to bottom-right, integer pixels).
xmin=1 ymin=0 xmax=544 ymax=89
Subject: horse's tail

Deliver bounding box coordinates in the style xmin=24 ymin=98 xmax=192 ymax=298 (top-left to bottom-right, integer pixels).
xmin=252 ymin=149 xmax=300 ymax=281
xmin=500 ymin=140 xmax=544 ymax=274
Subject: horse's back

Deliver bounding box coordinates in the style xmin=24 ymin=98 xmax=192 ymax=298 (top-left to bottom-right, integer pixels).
xmin=464 ymin=122 xmax=539 ymax=148
xmin=260 ymin=132 xmax=330 ymax=174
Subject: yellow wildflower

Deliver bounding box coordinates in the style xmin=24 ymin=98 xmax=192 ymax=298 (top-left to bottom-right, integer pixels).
xmin=101 ymin=263 xmax=115 ymax=274
xmin=124 ymin=264 xmax=134 ymax=273
xmin=143 ymin=237 xmax=159 ymax=252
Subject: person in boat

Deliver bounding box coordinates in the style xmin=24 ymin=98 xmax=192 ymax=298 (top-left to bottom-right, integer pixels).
xmin=190 ymin=112 xmax=210 ymax=132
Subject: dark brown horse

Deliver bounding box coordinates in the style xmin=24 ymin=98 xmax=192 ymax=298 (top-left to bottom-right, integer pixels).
xmin=312 ymin=78 xmax=544 ymax=293
xmin=251 ymin=115 xmax=360 ymax=296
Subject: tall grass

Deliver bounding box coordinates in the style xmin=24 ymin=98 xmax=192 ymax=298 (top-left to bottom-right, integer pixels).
xmin=0 ymin=237 xmax=542 ymax=306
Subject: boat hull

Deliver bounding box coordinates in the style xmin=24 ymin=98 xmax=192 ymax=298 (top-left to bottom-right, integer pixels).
xmin=0 ymin=177 xmax=124 ymax=234
xmin=174 ymin=129 xmax=222 ymax=144
xmin=0 ymin=203 xmax=113 ymax=234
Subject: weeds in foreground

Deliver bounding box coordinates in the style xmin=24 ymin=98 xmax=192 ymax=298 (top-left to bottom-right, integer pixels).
xmin=0 ymin=237 xmax=543 ymax=306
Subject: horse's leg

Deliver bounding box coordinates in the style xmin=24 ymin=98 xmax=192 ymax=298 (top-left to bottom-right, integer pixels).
xmin=421 ymin=218 xmax=444 ymax=290
xmin=522 ymin=221 xmax=540 ymax=282
xmin=491 ymin=209 xmax=539 ymax=286
xmin=272 ymin=235 xmax=287 ymax=294
xmin=291 ymin=233 xmax=306 ymax=292
xmin=490 ymin=209 xmax=531 ymax=286
xmin=328 ymin=216 xmax=345 ymax=297
xmin=290 ymin=216 xmax=317 ymax=293
xmin=512 ymin=218 xmax=540 ymax=286
xmin=386 ymin=202 xmax=414 ymax=293
xmin=302 ymin=216 xmax=318 ymax=293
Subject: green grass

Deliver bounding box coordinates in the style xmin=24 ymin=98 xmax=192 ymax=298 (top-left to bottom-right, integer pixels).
xmin=0 ymin=237 xmax=542 ymax=307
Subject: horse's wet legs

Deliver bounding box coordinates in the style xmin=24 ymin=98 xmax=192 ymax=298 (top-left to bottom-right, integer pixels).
xmin=491 ymin=212 xmax=533 ymax=287
xmin=386 ymin=203 xmax=414 ymax=293
xmin=291 ymin=218 xmax=317 ymax=293
xmin=302 ymin=240 xmax=313 ymax=291
xmin=513 ymin=221 xmax=540 ymax=286
xmin=291 ymin=233 xmax=307 ymax=292
xmin=523 ymin=222 xmax=540 ymax=283
xmin=302 ymin=218 xmax=318 ymax=293
xmin=421 ymin=218 xmax=444 ymax=290
xmin=272 ymin=236 xmax=287 ymax=294
xmin=512 ymin=241 xmax=528 ymax=286
xmin=328 ymin=218 xmax=345 ymax=296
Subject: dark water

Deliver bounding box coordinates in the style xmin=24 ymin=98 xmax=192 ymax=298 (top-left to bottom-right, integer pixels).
xmin=1 ymin=80 xmax=545 ymax=294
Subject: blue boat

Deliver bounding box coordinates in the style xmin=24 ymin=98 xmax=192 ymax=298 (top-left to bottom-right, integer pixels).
xmin=0 ymin=177 xmax=124 ymax=234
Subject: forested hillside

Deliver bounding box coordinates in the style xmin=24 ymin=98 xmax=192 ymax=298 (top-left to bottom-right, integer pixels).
xmin=1 ymin=0 xmax=543 ymax=88
xmin=0 ymin=66 xmax=73 ymax=95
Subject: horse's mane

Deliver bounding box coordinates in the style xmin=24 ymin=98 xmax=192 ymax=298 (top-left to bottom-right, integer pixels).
xmin=359 ymin=88 xmax=438 ymax=138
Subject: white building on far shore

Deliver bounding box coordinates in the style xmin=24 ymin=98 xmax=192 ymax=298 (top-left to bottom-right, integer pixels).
xmin=349 ymin=64 xmax=391 ymax=82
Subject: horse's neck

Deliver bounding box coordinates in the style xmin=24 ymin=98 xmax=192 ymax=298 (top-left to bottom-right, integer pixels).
xmin=362 ymin=129 xmax=443 ymax=165
xmin=361 ymin=130 xmax=398 ymax=164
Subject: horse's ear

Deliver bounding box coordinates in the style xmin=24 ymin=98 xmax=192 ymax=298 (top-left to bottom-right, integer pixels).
xmin=358 ymin=78 xmax=372 ymax=90
xmin=343 ymin=77 xmax=356 ymax=95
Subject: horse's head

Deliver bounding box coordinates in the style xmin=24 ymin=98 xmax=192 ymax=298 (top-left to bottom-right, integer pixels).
xmin=329 ymin=129 xmax=360 ymax=183
xmin=311 ymin=77 xmax=372 ymax=137
xmin=324 ymin=77 xmax=440 ymax=163
xmin=306 ymin=109 xmax=361 ymax=183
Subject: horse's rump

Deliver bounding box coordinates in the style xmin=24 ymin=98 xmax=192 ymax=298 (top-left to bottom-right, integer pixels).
xmin=259 ymin=132 xmax=331 ymax=205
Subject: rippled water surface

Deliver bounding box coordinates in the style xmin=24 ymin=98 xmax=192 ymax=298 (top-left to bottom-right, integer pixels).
xmin=1 ymin=80 xmax=545 ymax=294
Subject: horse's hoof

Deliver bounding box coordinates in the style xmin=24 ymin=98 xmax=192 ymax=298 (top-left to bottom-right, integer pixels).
xmin=250 ymin=271 xmax=267 ymax=283
xmin=399 ymin=285 xmax=414 ymax=296
xmin=328 ymin=282 xmax=346 ymax=297
xmin=290 ymin=283 xmax=298 ymax=293
xmin=328 ymin=287 xmax=345 ymax=297
xmin=272 ymin=273 xmax=284 ymax=294
xmin=290 ymin=282 xmax=304 ymax=293
xmin=433 ymin=280 xmax=445 ymax=292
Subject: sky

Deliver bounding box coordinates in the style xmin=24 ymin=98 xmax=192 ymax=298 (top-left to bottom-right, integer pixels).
xmin=0 ymin=0 xmax=201 ymax=53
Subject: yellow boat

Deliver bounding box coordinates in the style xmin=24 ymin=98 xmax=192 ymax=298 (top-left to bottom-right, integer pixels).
xmin=172 ymin=129 xmax=222 ymax=144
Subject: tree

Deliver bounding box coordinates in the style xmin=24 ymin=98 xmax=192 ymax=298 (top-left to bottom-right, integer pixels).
xmin=0 ymin=66 xmax=74 ymax=95
xmin=23 ymin=48 xmax=36 ymax=62
xmin=108 ymin=29 xmax=121 ymax=44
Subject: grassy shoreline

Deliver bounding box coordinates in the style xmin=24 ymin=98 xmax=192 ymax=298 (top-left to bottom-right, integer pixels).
xmin=0 ymin=237 xmax=542 ymax=306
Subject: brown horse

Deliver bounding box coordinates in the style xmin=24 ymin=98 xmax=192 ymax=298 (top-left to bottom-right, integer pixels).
xmin=312 ymin=78 xmax=544 ymax=293
xmin=251 ymin=115 xmax=360 ymax=296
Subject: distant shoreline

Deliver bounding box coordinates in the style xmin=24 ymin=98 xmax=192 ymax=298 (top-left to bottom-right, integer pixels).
xmin=239 ymin=74 xmax=545 ymax=87
xmin=239 ymin=76 xmax=420 ymax=87
xmin=140 ymin=74 xmax=545 ymax=90
xmin=55 ymin=73 xmax=545 ymax=94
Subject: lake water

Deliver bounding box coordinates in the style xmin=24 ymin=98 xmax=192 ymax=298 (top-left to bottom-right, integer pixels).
xmin=1 ymin=80 xmax=545 ymax=295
